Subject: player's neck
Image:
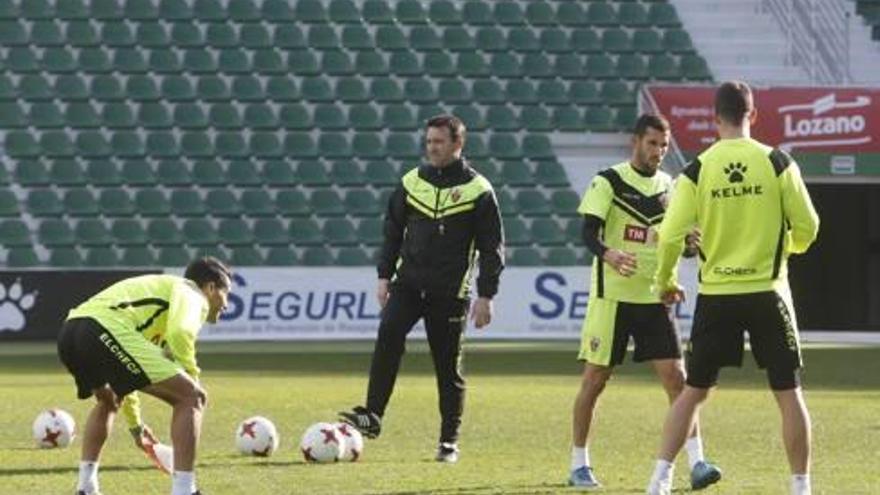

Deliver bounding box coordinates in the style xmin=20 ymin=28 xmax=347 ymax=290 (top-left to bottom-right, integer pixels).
xmin=717 ymin=124 xmax=750 ymax=140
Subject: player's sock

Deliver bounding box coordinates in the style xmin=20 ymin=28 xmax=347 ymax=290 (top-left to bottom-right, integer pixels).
xmin=77 ymin=461 xmax=99 ymax=493
xmin=171 ymin=471 xmax=195 ymax=495
xmin=570 ymin=446 xmax=590 ymax=470
xmin=791 ymin=474 xmax=811 ymax=495
xmin=649 ymin=459 xmax=674 ymax=488
xmin=685 ymin=436 xmax=705 ymax=470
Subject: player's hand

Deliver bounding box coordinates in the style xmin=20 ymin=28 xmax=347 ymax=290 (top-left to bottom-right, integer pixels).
xmin=376 ymin=279 xmax=390 ymax=308
xmin=130 ymin=423 xmax=159 ymax=451
xmin=603 ymin=249 xmax=638 ymax=277
xmin=659 ymin=285 xmax=686 ymax=306
xmin=470 ymin=297 xmax=493 ymax=329
xmin=684 ymin=228 xmax=702 ymax=256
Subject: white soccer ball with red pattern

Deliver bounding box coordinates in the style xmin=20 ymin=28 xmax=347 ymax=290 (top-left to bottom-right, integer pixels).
xmin=32 ymin=409 xmax=76 ymax=449
xmin=300 ymin=422 xmax=343 ymax=463
xmin=235 ymin=416 xmax=279 ymax=457
xmin=334 ymin=423 xmax=364 ymax=462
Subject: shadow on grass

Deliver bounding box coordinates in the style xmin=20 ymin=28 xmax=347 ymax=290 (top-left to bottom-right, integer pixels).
xmin=1 ymin=465 xmax=154 ymax=476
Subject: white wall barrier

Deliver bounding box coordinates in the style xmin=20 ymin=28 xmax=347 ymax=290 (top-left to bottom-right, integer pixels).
xmin=193 ymin=263 xmax=699 ymax=341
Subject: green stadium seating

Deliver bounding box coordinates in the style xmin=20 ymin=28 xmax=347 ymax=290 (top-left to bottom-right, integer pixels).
xmin=536 ymin=80 xmax=568 ymax=106
xmin=365 ymin=161 xmax=399 ymax=186
xmin=328 ymin=0 xmax=359 ymax=24
xmin=92 ymin=75 xmax=125 ymax=101
xmin=180 ymin=131 xmax=215 ymax=158
xmin=633 ymin=29 xmax=663 ymax=53
xmin=102 ymin=189 xmax=138 ymax=216
xmin=0 ymin=191 xmax=19 ymax=217
xmin=231 ymin=246 xmax=264 ymax=266
xmin=171 ymin=189 xmax=206 ymax=216
xmin=649 ymin=3 xmax=682 ymax=27
xmin=302 ymin=247 xmax=334 ymax=266
xmin=229 ymin=0 xmax=260 ymax=22
xmin=586 ymin=54 xmax=617 ymax=79
xmin=22 ymin=0 xmax=54 ymax=20
xmin=64 ymin=188 xmax=99 ymax=216
xmin=526 ymin=1 xmax=556 ymax=25
xmin=75 ymin=218 xmax=113 ymax=245
xmin=289 ymin=218 xmax=323 ymax=245
xmin=337 ymin=247 xmax=371 ymax=266
xmin=424 ymin=52 xmax=456 ymax=77
xmin=557 ymin=3 xmax=587 ymax=27
xmin=503 ymin=218 xmax=531 ymax=246
xmin=84 ymin=247 xmax=120 ymax=267
xmin=616 ymin=105 xmax=638 ymax=131
xmin=516 ymin=190 xmax=551 ymax=216
xmin=396 ymin=0 xmax=428 ymax=24
xmin=0 ymin=220 xmax=31 ymax=246
xmin=324 ymin=218 xmax=358 ymax=245
xmin=663 ymin=29 xmax=695 ymax=53
xmin=509 ymin=247 xmax=542 ymax=266
xmin=619 ymin=3 xmax=649 ymax=26
xmin=495 ymin=1 xmax=525 ymax=25
xmin=310 ymin=189 xmax=345 ymax=216
xmin=102 ymin=21 xmax=136 ymax=46
xmin=67 ymin=103 xmax=102 ymax=127
xmin=155 ymin=161 xmax=191 ymax=186
xmin=265 ymin=247 xmax=298 ymax=265
xmin=0 ymin=102 xmax=26 ymax=127
xmin=584 ymin=106 xmax=616 ymax=132
xmin=496 ymin=189 xmax=517 ymax=217
xmin=126 ymin=0 xmax=158 ymax=20
xmin=648 ymin=54 xmax=682 ymax=80
xmin=362 ymin=0 xmax=394 ymax=24
xmin=15 ymin=160 xmax=49 ymax=186
xmin=314 ymin=104 xmax=347 ymax=129
xmin=519 ymin=106 xmax=552 ymax=132
xmin=537 ymin=162 xmax=570 ymax=187
xmin=183 ymin=219 xmax=218 ymax=246
xmin=19 ymin=75 xmax=54 ymax=101
xmin=500 ymin=161 xmax=532 ymax=186
xmin=38 ymin=219 xmax=75 ymax=246
xmin=134 ymin=189 xmax=171 ymax=217
xmin=7 ymin=247 xmax=41 ymax=267
xmin=85 ymin=160 xmax=122 ymax=187
xmin=531 ymin=218 xmax=566 ymax=245
xmin=137 ymin=24 xmax=170 ymax=48
xmin=588 ymin=2 xmax=617 ymax=26
xmin=462 ymin=1 xmax=493 ymax=25
xmin=112 ymin=48 xmax=149 ymax=73
xmin=681 ymin=54 xmax=712 ymax=80
xmin=571 ymin=29 xmax=601 ymax=53
xmin=5 ymin=131 xmax=40 ymax=157
xmin=50 ymin=248 xmax=83 ymax=267
xmin=241 ymin=189 xmax=275 ymax=216
xmin=545 ymin=247 xmax=578 ymax=266
xmin=254 ymin=218 xmax=290 ymax=245
xmin=158 ymin=246 xmax=191 ymax=266
xmin=356 ymin=218 xmax=383 ymax=246
xmin=160 ymin=0 xmax=193 ymax=20
xmin=276 ymin=189 xmax=311 ymax=216
xmin=489 ymin=134 xmax=522 ymax=160
xmin=112 ymin=219 xmax=148 ymax=245
xmin=30 ymin=102 xmax=64 ymax=128
xmin=345 ymin=189 xmax=382 ymax=217
xmin=506 ymin=80 xmax=537 ymax=105
xmin=219 ymin=219 xmax=253 ymax=245
xmin=429 ymin=0 xmax=461 ymax=24
xmin=0 ymin=21 xmax=28 ymax=45
xmin=121 ymin=247 xmax=157 ymax=266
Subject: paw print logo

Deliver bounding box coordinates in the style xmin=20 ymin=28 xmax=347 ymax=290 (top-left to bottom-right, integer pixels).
xmin=724 ymin=163 xmax=747 ymax=183
xmin=0 ymin=279 xmax=37 ymax=332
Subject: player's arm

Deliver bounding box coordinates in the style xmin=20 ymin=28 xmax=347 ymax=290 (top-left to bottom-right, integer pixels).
xmin=164 ymin=283 xmax=206 ymax=380
xmin=655 ymin=175 xmax=698 ymax=295
xmin=121 ymin=393 xmax=160 ymax=449
xmin=780 ymin=161 xmax=819 ymax=254
xmin=377 ymin=184 xmax=406 ymax=280
xmin=578 ymin=175 xmax=637 ymax=276
xmin=474 ymin=189 xmax=504 ymax=300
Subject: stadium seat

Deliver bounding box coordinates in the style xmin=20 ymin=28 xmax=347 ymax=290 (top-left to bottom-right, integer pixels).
xmin=30 ymin=102 xmax=64 ymax=128
xmin=182 ymin=219 xmax=218 ymax=246
xmin=121 ymin=247 xmax=157 ymax=266
xmin=476 ymin=27 xmax=507 ymax=53
xmin=602 ymin=28 xmax=632 ymax=53
xmin=7 ymin=247 xmax=41 ymax=267
xmin=633 ymin=29 xmax=663 ymax=54
xmin=102 ymin=189 xmax=138 ymax=216
xmin=302 ymin=247 xmax=334 ymax=266
xmin=344 ymin=189 xmax=381 ymax=217
xmin=134 ymin=189 xmax=171 ymax=217
xmin=5 ymin=131 xmax=40 ymax=157
xmin=92 ymin=75 xmax=125 ymax=101
xmin=254 ymin=218 xmax=290 ymax=245
xmin=57 ymin=0 xmax=88 ymax=20
xmin=64 ymin=188 xmax=99 ymax=217
xmin=265 ymin=246 xmax=298 ymax=266
xmin=569 ymin=81 xmax=600 ymax=105
xmin=584 ymin=106 xmax=616 ymax=132
xmin=386 ymin=133 xmax=421 ymax=159
xmin=0 ymin=21 xmax=28 ymax=46
xmin=681 ymin=54 xmax=712 ymax=80
xmin=86 ymin=160 xmax=122 ymax=187
xmin=102 ymin=21 xmax=136 ymax=46
xmin=275 ymin=189 xmax=311 ymax=216
xmin=75 ymin=218 xmax=113 ymax=245
xmin=443 ymin=27 xmax=477 ymax=52
xmin=587 ymin=2 xmax=617 ymax=26
xmin=616 ymin=105 xmax=638 ymax=131
xmin=15 ymin=160 xmax=50 ymax=185
xmin=556 ymin=2 xmax=587 ymax=27
xmin=531 ymin=218 xmax=566 ymax=245
xmin=49 ymin=248 xmax=83 ymax=267
xmin=429 ymin=0 xmax=461 ymax=24
xmin=536 ymin=81 xmax=568 ymax=106
xmin=424 ymin=52 xmax=455 ymax=77
xmin=508 ymin=27 xmax=540 ymax=52
xmin=409 ymin=26 xmax=441 ymax=52
xmin=126 ymin=0 xmax=158 ymax=20
xmin=0 ymin=191 xmax=19 ymax=217
xmin=27 ymin=189 xmax=64 ymax=217
xmin=337 ymin=247 xmax=371 ymax=266
xmin=205 ymin=189 xmax=242 ymax=216
xmin=158 ymin=246 xmax=191 ymax=266
xmin=170 ymin=189 xmax=206 ymax=217
xmin=112 ymin=131 xmax=147 ymax=157
xmin=523 ymin=53 xmax=554 ymax=78
xmin=241 ymin=189 xmax=275 ymax=216
xmin=536 ymin=162 xmax=570 ymax=188
xmin=453 ymin=105 xmax=486 ymax=131
xmin=289 ymin=218 xmax=323 ymax=245
xmin=540 ymin=28 xmax=570 ymax=53
xmin=38 ymin=219 xmax=75 ymax=246
xmin=0 ymin=220 xmax=31 ymax=246
xmin=193 ymin=0 xmax=227 ymax=21
xmin=22 ymin=0 xmax=54 ymax=19
xmin=84 ymin=247 xmax=120 ymax=267
xmin=619 ymin=3 xmax=649 ymax=27
xmin=218 ymin=219 xmax=253 ymax=245
xmin=362 ymin=0 xmax=394 ymax=24
xmin=526 ymin=1 xmax=556 ymax=26
xmin=509 ymin=247 xmax=542 ymax=266
xmin=137 ymin=24 xmax=170 ymax=48
xmin=228 ymin=0 xmax=260 ymax=22
xmin=649 ymin=3 xmax=682 ymax=27
xmin=327 ymin=161 xmax=365 ymax=187
xmin=462 ymin=1 xmax=494 ymax=25
xmin=664 ymin=29 xmax=695 ymax=53
xmin=318 ymin=133 xmax=352 ymax=159
xmin=570 ymin=29 xmax=601 ymax=53
xmin=112 ymin=219 xmax=148 ymax=245
xmin=506 ymin=80 xmax=537 ymax=105
xmin=489 ymin=134 xmax=522 ymax=160
xmin=231 ymin=246 xmax=264 ymax=266
xmin=648 ymin=54 xmax=682 ymax=80
xmin=554 ymin=53 xmax=584 ymax=79
xmin=76 ymin=130 xmax=112 ymax=156
xmin=501 ymin=162 xmax=532 ymax=186
xmin=602 ymin=80 xmax=635 ymax=105
xmin=503 ymin=218 xmax=531 ymax=246
xmin=495 ymin=1 xmax=525 ymax=25
xmin=586 ymin=54 xmax=617 ymax=79
xmin=174 ymin=103 xmax=208 ymax=128
xmin=496 ymin=189 xmax=517 ymax=217
xmin=55 ymin=75 xmax=90 ymax=100
xmin=311 ymin=189 xmax=345 ymax=216
xmin=241 ymin=24 xmax=271 ymax=49
xmin=323 ymin=218 xmax=359 ymax=245
xmin=18 ymin=75 xmax=54 ymax=101
xmin=617 ymin=54 xmax=648 ymax=80
xmin=545 ymin=247 xmax=579 ymax=266
xmin=155 ymin=161 xmax=192 ymax=186
xmin=356 ymin=218 xmax=383 ymax=246
xmin=159 ymin=0 xmax=193 ymax=20
xmin=309 ymin=25 xmax=340 ymax=50
xmin=396 ymin=0 xmax=428 ymax=24
xmin=365 ymin=161 xmax=399 ymax=186
xmin=516 ymin=190 xmax=551 ymax=216
xmin=328 ymin=0 xmax=359 ymax=24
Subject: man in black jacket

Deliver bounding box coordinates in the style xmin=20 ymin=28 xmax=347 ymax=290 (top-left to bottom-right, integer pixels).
xmin=340 ymin=115 xmax=504 ymax=463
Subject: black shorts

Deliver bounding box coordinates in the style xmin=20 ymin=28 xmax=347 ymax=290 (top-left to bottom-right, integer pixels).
xmin=579 ymin=299 xmax=682 ymax=366
xmin=686 ymin=291 xmax=802 ymax=388
xmin=57 ymin=318 xmax=151 ymax=400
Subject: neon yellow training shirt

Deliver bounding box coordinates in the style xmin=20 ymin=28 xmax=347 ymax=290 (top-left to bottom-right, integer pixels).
xmin=67 ymin=274 xmax=209 ymax=428
xmin=655 ymin=138 xmax=819 ymax=295
xmin=578 ymin=162 xmax=673 ymax=303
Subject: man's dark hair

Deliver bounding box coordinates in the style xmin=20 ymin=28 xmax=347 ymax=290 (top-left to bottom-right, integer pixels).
xmin=633 ymin=114 xmax=670 ymax=137
xmin=715 ymin=80 xmax=754 ymax=126
xmin=184 ymin=257 xmax=232 ymax=289
xmin=426 ymin=114 xmax=466 ymax=143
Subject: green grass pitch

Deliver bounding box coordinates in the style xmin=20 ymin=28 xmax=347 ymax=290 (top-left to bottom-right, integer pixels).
xmin=1 ymin=341 xmax=878 ymax=494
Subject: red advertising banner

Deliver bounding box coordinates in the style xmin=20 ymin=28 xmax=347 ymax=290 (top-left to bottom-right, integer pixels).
xmin=642 ymin=85 xmax=880 ymax=155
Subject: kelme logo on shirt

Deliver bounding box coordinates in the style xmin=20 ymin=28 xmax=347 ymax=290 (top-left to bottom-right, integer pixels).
xmin=723 ymin=163 xmax=747 ymax=183
xmin=712 ymin=163 xmax=763 ymax=199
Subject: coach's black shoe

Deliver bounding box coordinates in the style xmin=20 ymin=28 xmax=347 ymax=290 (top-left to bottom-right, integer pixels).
xmin=76 ymin=491 xmax=102 ymax=495
xmin=338 ymin=406 xmax=382 ymax=439
xmin=435 ymin=442 xmax=459 ymax=463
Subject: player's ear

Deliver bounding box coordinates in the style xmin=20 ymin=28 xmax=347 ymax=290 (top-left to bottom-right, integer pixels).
xmin=748 ymin=107 xmax=758 ymax=125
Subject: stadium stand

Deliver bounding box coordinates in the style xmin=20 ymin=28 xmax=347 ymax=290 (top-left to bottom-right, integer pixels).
xmin=0 ymin=0 xmax=709 ymax=267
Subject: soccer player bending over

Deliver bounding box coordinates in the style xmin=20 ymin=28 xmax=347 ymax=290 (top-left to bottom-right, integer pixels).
xmin=646 ymin=81 xmax=819 ymax=495
xmin=568 ymin=114 xmax=721 ymax=491
xmin=57 ymin=257 xmax=232 ymax=495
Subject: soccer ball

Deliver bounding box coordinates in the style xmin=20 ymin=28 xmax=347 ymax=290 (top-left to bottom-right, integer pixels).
xmin=32 ymin=409 xmax=76 ymax=449
xmin=334 ymin=423 xmax=363 ymax=462
xmin=235 ymin=416 xmax=279 ymax=457
xmin=300 ymin=422 xmax=343 ymax=463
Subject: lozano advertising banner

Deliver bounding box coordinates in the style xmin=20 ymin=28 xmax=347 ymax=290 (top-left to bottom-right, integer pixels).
xmin=194 ymin=265 xmax=699 ymax=341
xmin=0 ymin=270 xmax=157 ymax=341
xmin=642 ymin=85 xmax=880 ymax=167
